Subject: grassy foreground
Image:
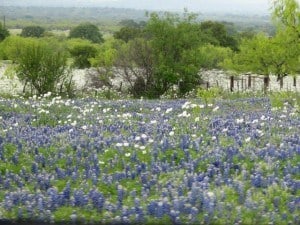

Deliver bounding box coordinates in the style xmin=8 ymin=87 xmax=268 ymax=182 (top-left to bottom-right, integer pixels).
xmin=0 ymin=94 xmax=299 ymax=225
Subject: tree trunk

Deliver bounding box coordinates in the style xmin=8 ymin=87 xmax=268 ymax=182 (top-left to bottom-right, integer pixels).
xmin=263 ymin=75 xmax=269 ymax=93
xmin=230 ymin=76 xmax=234 ymax=92
xmin=280 ymin=76 xmax=284 ymax=89
xmin=293 ymin=76 xmax=296 ymax=87
xmin=248 ymin=75 xmax=252 ymax=88
xmin=206 ymin=81 xmax=210 ymax=89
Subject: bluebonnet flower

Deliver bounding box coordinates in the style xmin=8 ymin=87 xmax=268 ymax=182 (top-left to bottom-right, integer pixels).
xmin=73 ymin=189 xmax=88 ymax=207
xmin=89 ymin=189 xmax=105 ymax=211
xmin=147 ymin=201 xmax=157 ymax=216
xmin=31 ymin=162 xmax=39 ymax=174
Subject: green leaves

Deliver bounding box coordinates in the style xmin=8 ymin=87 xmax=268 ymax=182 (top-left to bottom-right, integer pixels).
xmin=0 ymin=22 xmax=9 ymax=42
xmin=69 ymin=23 xmax=104 ymax=44
xmin=20 ymin=25 xmax=45 ymax=38
xmin=10 ymin=38 xmax=72 ymax=96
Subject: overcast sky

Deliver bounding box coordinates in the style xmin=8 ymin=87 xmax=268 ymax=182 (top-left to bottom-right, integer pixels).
xmin=2 ymin=0 xmax=299 ymax=14
xmin=95 ymin=0 xmax=271 ymax=13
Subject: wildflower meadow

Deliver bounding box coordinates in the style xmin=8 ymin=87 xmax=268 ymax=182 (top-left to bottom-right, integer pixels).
xmin=0 ymin=94 xmax=299 ymax=225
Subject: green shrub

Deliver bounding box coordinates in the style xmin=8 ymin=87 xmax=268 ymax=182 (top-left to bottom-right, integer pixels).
xmin=14 ymin=39 xmax=74 ymax=96
xmin=197 ymin=87 xmax=223 ymax=105
xmin=69 ymin=44 xmax=98 ymax=69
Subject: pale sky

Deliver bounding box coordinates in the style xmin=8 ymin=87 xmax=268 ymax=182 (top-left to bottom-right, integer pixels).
xmin=2 ymin=0 xmax=300 ymax=14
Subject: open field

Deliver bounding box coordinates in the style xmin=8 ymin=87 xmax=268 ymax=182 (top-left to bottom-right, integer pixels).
xmin=0 ymin=96 xmax=299 ymax=224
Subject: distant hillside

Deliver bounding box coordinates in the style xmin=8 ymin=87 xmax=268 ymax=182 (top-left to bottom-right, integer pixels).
xmin=0 ymin=6 xmax=274 ymax=34
xmin=1 ymin=0 xmax=270 ymax=14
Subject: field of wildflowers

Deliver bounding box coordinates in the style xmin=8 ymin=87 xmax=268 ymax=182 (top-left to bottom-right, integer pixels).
xmin=0 ymin=94 xmax=299 ymax=225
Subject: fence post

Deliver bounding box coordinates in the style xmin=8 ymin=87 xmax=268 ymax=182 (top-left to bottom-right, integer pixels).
xmin=263 ymin=75 xmax=269 ymax=93
xmin=230 ymin=75 xmax=234 ymax=92
xmin=248 ymin=75 xmax=252 ymax=88
xmin=280 ymin=77 xmax=284 ymax=89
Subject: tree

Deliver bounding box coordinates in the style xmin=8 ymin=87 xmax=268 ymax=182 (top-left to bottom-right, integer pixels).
xmin=90 ymin=38 xmax=120 ymax=90
xmin=0 ymin=22 xmax=9 ymax=42
xmin=14 ymin=38 xmax=73 ymax=96
xmin=114 ymin=20 xmax=147 ymax=43
xmin=144 ymin=11 xmax=205 ymax=97
xmin=199 ymin=21 xmax=238 ymax=51
xmin=221 ymin=34 xmax=273 ymax=92
xmin=198 ymin=44 xmax=233 ymax=70
xmin=272 ymin=0 xmax=300 ymax=38
xmin=114 ymin=38 xmax=155 ymax=98
xmin=69 ymin=23 xmax=104 ymax=44
xmin=113 ymin=26 xmax=142 ymax=43
xmin=118 ymin=19 xmax=146 ymax=29
xmin=221 ymin=0 xmax=300 ymax=92
xmin=272 ymin=0 xmax=300 ymax=85
xmin=20 ymin=25 xmax=45 ymax=38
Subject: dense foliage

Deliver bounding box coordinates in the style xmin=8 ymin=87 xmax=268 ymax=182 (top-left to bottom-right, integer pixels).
xmin=69 ymin=23 xmax=104 ymax=44
xmin=20 ymin=25 xmax=45 ymax=38
xmin=0 ymin=22 xmax=9 ymax=42
xmin=67 ymin=39 xmax=99 ymax=69
xmin=4 ymin=37 xmax=74 ymax=96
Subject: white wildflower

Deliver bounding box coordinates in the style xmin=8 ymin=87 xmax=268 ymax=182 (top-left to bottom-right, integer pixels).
xmin=166 ymin=108 xmax=173 ymax=114
xmin=150 ymin=120 xmax=157 ymax=124
xmin=236 ymin=118 xmax=244 ymax=124
xmin=182 ymin=101 xmax=191 ymax=109
xmin=212 ymin=106 xmax=219 ymax=112
xmin=178 ymin=110 xmax=190 ymax=118
xmin=116 ymin=143 xmax=123 ymax=147
xmin=207 ymin=192 xmax=215 ymax=198
xmin=222 ymin=128 xmax=228 ymax=132
xmin=245 ymin=137 xmax=251 ymax=143
xmin=135 ymin=136 xmax=141 ymax=141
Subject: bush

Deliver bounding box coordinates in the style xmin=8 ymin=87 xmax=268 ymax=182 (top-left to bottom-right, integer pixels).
xmin=14 ymin=39 xmax=74 ymax=96
xmin=69 ymin=44 xmax=98 ymax=69
xmin=0 ymin=22 xmax=9 ymax=42
xmin=197 ymin=87 xmax=223 ymax=105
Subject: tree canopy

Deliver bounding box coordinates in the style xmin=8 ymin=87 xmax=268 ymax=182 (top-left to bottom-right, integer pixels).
xmin=69 ymin=23 xmax=104 ymax=44
xmin=20 ymin=25 xmax=45 ymax=38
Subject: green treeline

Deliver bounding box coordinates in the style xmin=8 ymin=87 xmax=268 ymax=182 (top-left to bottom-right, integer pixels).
xmin=0 ymin=0 xmax=299 ymax=98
